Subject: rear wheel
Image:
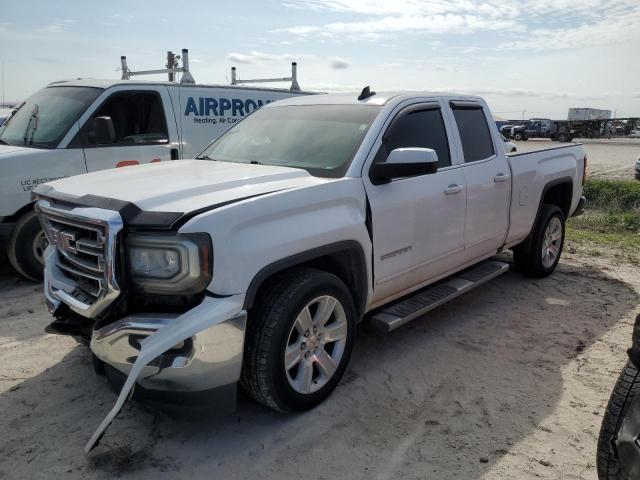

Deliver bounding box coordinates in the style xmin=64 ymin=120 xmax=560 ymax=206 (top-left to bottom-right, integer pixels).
xmin=513 ymin=204 xmax=565 ymax=277
xmin=241 ymin=268 xmax=356 ymax=412
xmin=597 ymin=361 xmax=640 ymax=480
xmin=514 ymin=132 xmax=523 ymax=141
xmin=7 ymin=210 xmax=47 ymax=281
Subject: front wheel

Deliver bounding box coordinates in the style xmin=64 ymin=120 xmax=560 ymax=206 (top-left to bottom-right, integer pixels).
xmin=514 ymin=132 xmax=523 ymax=141
xmin=7 ymin=210 xmax=48 ymax=281
xmin=241 ymin=268 xmax=356 ymax=412
xmin=513 ymin=204 xmax=565 ymax=277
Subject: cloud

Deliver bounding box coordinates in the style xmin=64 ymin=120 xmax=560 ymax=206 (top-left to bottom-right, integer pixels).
xmin=329 ymin=57 xmax=350 ymax=69
xmin=225 ymin=51 xmax=314 ymax=64
xmin=276 ymin=0 xmax=640 ymax=49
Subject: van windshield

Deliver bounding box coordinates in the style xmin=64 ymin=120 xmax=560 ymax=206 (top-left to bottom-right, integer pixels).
xmin=197 ymin=104 xmax=381 ymax=178
xmin=0 ymin=86 xmax=102 ymax=149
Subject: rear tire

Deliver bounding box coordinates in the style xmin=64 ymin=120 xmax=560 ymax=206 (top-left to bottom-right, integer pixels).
xmin=597 ymin=361 xmax=640 ymax=480
xmin=514 ymin=132 xmax=523 ymax=141
xmin=7 ymin=210 xmax=47 ymax=282
xmin=513 ymin=204 xmax=565 ymax=277
xmin=241 ymin=268 xmax=356 ymax=412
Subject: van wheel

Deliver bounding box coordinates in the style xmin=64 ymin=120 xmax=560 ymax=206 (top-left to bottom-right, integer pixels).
xmin=7 ymin=210 xmax=47 ymax=281
xmin=597 ymin=360 xmax=640 ymax=480
xmin=513 ymin=204 xmax=565 ymax=277
xmin=241 ymin=268 xmax=356 ymax=412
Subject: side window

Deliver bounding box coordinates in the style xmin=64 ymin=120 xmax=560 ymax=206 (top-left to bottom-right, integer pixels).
xmin=451 ymin=106 xmax=495 ymax=162
xmin=84 ymin=91 xmax=168 ymax=147
xmin=379 ymin=107 xmax=451 ymax=169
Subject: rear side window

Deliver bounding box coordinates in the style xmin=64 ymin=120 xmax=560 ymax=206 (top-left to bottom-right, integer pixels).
xmin=381 ymin=108 xmax=451 ymax=168
xmin=451 ymin=106 xmax=495 ymax=162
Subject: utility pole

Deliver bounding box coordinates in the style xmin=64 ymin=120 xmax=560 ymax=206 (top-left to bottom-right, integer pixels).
xmin=1 ymin=61 xmax=4 ymax=108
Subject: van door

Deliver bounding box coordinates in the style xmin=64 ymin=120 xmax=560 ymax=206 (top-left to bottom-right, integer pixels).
xmin=364 ymin=102 xmax=467 ymax=304
xmin=78 ymin=86 xmax=179 ymax=172
xmin=448 ymin=102 xmax=510 ymax=260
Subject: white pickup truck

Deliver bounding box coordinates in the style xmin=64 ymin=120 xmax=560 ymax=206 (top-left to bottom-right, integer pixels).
xmin=33 ymin=89 xmax=586 ymax=451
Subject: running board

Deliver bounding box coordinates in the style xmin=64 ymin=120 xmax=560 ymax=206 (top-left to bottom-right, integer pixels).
xmin=370 ymin=260 xmax=509 ymax=333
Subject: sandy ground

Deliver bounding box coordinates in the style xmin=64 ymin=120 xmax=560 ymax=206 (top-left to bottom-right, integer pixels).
xmin=1 ymin=226 xmax=639 ymax=480
xmin=512 ymin=138 xmax=640 ymax=180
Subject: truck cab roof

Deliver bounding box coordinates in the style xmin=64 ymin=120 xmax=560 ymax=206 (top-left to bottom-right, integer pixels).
xmin=46 ymin=78 xmax=316 ymax=94
xmin=268 ymin=91 xmax=485 ymax=108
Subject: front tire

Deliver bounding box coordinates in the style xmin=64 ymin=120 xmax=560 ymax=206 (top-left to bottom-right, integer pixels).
xmin=241 ymin=268 xmax=356 ymax=412
xmin=514 ymin=132 xmax=523 ymax=141
xmin=7 ymin=210 xmax=48 ymax=281
xmin=597 ymin=361 xmax=640 ymax=480
xmin=513 ymin=204 xmax=565 ymax=277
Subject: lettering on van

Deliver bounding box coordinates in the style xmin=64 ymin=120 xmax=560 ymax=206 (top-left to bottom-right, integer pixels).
xmin=184 ymin=97 xmax=273 ymax=124
xmin=20 ymin=176 xmax=66 ymax=192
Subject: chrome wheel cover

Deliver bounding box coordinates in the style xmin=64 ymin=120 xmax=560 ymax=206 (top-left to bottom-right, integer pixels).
xmin=32 ymin=229 xmax=49 ymax=266
xmin=284 ymin=295 xmax=348 ymax=394
xmin=541 ymin=217 xmax=562 ymax=269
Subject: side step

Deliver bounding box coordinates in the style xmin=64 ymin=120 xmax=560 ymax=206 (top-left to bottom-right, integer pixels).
xmin=370 ymin=260 xmax=509 ymax=333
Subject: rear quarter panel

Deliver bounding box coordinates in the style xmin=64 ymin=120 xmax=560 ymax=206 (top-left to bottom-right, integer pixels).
xmin=505 ymin=144 xmax=585 ymax=246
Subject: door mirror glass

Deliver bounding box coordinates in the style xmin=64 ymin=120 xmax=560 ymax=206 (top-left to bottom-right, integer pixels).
xmin=91 ymin=116 xmax=116 ymax=145
xmin=370 ymin=147 xmax=439 ymax=184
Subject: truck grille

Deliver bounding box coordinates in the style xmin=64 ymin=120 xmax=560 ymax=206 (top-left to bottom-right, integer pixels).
xmin=36 ymin=199 xmax=124 ymax=318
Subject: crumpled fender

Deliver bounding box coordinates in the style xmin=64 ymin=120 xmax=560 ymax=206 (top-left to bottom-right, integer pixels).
xmin=85 ymin=295 xmax=244 ymax=453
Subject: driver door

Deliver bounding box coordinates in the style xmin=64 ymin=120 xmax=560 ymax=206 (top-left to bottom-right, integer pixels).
xmin=77 ymin=86 xmax=179 ymax=172
xmin=363 ymin=102 xmax=466 ymax=304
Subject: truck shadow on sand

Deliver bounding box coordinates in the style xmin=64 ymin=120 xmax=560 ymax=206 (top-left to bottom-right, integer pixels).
xmin=0 ymin=260 xmax=638 ymax=479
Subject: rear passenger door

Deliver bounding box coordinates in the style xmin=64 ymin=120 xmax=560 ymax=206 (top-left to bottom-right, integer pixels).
xmin=365 ymin=102 xmax=467 ymax=303
xmin=448 ymin=101 xmax=510 ymax=259
xmin=77 ymin=86 xmax=179 ymax=172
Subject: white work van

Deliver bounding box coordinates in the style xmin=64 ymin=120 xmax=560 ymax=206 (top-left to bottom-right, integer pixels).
xmin=0 ymin=78 xmax=309 ymax=280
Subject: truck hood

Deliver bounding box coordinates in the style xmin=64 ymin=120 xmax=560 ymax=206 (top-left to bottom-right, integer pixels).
xmin=38 ymin=159 xmax=332 ymax=218
xmin=0 ymin=143 xmax=33 ymax=156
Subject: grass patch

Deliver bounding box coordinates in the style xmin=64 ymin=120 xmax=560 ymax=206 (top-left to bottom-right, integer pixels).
xmin=566 ymin=179 xmax=640 ymax=264
xmin=583 ymin=178 xmax=640 ymax=211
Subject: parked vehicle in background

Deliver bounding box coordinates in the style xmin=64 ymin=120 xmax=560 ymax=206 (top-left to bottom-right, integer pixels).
xmin=0 ymin=51 xmax=310 ymax=281
xmin=635 ymin=156 xmax=640 ymax=180
xmin=568 ymin=107 xmax=611 ymax=121
xmin=500 ymin=133 xmax=517 ymax=153
xmin=33 ymin=88 xmax=586 ymax=451
xmin=597 ymin=313 xmax=640 ymax=480
xmin=501 ymin=119 xmax=575 ymax=142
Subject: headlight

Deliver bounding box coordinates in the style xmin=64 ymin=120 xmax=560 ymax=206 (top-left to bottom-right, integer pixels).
xmin=126 ymin=233 xmax=212 ymax=294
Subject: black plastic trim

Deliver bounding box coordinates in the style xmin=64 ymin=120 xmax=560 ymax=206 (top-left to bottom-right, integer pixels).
xmin=243 ymin=240 xmax=369 ymax=317
xmin=33 ymin=184 xmax=285 ymax=230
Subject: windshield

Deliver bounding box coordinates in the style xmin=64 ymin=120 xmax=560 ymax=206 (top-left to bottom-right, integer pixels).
xmin=198 ymin=104 xmax=381 ymax=177
xmin=0 ymin=86 xmax=101 ymax=148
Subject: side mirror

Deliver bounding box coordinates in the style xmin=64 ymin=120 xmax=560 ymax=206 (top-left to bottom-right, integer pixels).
xmin=370 ymin=147 xmax=439 ymax=184
xmin=91 ymin=116 xmax=116 ymax=145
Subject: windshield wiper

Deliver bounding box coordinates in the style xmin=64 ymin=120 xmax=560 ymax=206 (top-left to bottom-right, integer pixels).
xmin=23 ymin=104 xmax=39 ymax=146
xmin=250 ymin=160 xmax=264 ymax=165
xmin=0 ymin=138 xmax=12 ymax=146
xmin=196 ymin=154 xmax=215 ymax=160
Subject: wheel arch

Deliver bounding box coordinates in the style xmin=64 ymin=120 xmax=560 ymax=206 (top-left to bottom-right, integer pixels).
xmin=515 ymin=177 xmax=573 ymax=253
xmin=243 ymin=240 xmax=369 ymax=318
xmin=2 ymin=201 xmax=36 ymax=224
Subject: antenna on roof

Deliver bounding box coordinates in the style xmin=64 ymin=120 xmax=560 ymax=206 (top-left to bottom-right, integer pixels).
xmin=358 ymin=86 xmax=376 ymax=101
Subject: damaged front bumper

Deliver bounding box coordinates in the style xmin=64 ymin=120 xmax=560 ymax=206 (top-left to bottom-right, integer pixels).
xmin=82 ymin=295 xmax=247 ymax=453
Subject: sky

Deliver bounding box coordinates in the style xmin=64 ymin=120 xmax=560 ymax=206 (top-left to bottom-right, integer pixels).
xmin=0 ymin=0 xmax=638 ymax=119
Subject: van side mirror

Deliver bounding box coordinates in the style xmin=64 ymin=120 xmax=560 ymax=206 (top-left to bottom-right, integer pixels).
xmin=370 ymin=147 xmax=439 ymax=184
xmin=91 ymin=116 xmax=116 ymax=145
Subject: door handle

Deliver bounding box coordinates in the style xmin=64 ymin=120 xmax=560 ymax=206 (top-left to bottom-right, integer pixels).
xmin=444 ymin=184 xmax=464 ymax=195
xmin=494 ymin=173 xmax=510 ymax=182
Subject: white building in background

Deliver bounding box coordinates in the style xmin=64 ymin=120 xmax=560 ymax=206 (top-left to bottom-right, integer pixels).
xmin=568 ymin=108 xmax=612 ymax=121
